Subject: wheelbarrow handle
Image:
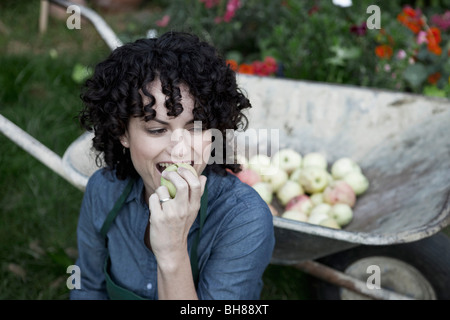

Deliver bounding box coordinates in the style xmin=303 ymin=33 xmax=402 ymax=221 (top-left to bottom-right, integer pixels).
xmin=48 ymin=0 xmax=123 ymax=50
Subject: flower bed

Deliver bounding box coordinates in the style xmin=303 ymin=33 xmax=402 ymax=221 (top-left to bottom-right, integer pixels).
xmin=151 ymin=0 xmax=449 ymax=97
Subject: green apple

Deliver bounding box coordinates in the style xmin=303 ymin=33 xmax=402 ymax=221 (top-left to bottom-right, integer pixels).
xmin=252 ymin=182 xmax=273 ymax=204
xmin=261 ymin=165 xmax=288 ymax=192
xmin=298 ymin=166 xmax=329 ymax=194
xmin=342 ymin=171 xmax=369 ymax=195
xmin=248 ymin=154 xmax=272 ymax=175
xmin=289 ymin=167 xmax=302 ymax=182
xmin=282 ymin=210 xmax=308 ymax=222
xmin=331 ymin=157 xmax=361 ymax=180
xmin=307 ymin=210 xmax=330 ymax=225
xmin=329 ymin=203 xmax=353 ymax=227
xmin=276 ymin=180 xmax=304 ymax=206
xmin=160 ymin=163 xmax=197 ymax=198
xmin=271 ymin=148 xmax=302 ymax=174
xmin=310 ymin=193 xmax=324 ymax=206
xmin=319 ymin=218 xmax=341 ymax=229
xmin=302 ymin=152 xmax=327 ymax=170
xmin=310 ymin=203 xmax=332 ymax=217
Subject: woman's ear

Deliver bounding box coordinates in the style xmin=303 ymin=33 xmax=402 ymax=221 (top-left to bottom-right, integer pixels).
xmin=120 ymin=133 xmax=129 ymax=148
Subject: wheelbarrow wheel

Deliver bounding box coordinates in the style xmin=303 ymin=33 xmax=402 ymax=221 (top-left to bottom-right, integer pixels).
xmin=311 ymin=232 xmax=450 ymax=300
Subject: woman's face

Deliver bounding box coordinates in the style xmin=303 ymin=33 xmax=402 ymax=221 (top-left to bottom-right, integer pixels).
xmin=120 ymin=79 xmax=212 ymax=199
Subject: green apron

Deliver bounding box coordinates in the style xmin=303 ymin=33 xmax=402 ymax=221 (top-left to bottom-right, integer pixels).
xmin=99 ymin=178 xmax=208 ymax=300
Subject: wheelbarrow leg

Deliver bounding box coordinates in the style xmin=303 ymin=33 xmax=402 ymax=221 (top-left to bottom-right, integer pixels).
xmin=295 ymin=260 xmax=414 ymax=300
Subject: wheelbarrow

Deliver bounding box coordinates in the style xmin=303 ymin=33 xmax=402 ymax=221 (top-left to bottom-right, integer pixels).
xmin=1 ymin=0 xmax=449 ymax=300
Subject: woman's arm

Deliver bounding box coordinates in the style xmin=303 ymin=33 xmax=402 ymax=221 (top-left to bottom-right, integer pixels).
xmin=148 ymin=166 xmax=207 ymax=300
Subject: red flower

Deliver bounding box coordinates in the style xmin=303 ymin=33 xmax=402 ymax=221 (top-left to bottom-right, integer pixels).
xmin=375 ymin=45 xmax=393 ymax=59
xmin=427 ymin=72 xmax=441 ymax=84
xmin=226 ymin=59 xmax=238 ymax=71
xmin=263 ymin=56 xmax=278 ymax=74
xmin=426 ymin=27 xmax=442 ymax=56
xmin=238 ymin=64 xmax=254 ymax=75
xmin=397 ymin=6 xmax=424 ymax=34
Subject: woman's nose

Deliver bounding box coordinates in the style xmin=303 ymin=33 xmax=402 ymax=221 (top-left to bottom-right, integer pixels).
xmin=168 ymin=128 xmax=192 ymax=161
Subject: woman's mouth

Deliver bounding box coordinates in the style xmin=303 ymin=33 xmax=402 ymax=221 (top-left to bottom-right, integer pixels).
xmin=156 ymin=161 xmax=195 ymax=174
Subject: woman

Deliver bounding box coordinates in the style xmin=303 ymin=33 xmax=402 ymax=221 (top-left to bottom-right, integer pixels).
xmin=70 ymin=31 xmax=275 ymax=300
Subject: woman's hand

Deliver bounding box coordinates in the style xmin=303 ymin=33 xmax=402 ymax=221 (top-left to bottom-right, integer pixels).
xmin=148 ymin=165 xmax=207 ymax=270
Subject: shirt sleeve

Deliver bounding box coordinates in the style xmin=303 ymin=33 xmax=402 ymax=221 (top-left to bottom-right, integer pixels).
xmin=70 ymin=174 xmax=109 ymax=300
xmin=197 ymin=203 xmax=275 ymax=300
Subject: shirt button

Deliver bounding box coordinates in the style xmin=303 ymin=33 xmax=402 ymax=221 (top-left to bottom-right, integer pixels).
xmin=146 ymin=282 xmax=153 ymax=290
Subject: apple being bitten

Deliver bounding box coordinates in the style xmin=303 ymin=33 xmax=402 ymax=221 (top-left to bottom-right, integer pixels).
xmin=276 ymin=180 xmax=304 ymax=206
xmin=298 ymin=166 xmax=329 ymax=194
xmin=271 ymin=148 xmax=302 ymax=174
xmin=323 ymin=180 xmax=356 ymax=207
xmin=161 ymin=163 xmax=198 ymax=198
xmin=285 ymin=195 xmax=313 ymax=215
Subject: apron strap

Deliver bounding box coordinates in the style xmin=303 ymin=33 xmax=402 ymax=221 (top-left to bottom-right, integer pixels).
xmin=100 ymin=178 xmax=135 ymax=239
xmin=191 ymin=184 xmax=208 ymax=287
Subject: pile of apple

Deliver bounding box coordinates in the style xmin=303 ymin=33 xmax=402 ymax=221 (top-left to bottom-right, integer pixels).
xmin=234 ymin=149 xmax=369 ymax=229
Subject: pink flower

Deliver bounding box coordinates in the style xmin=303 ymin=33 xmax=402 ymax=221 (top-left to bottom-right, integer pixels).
xmin=396 ymin=49 xmax=407 ymax=60
xmin=416 ymin=30 xmax=427 ymax=44
xmin=200 ymin=0 xmax=221 ymax=9
xmin=431 ymin=11 xmax=450 ymax=31
xmin=223 ymin=0 xmax=241 ymax=22
xmin=156 ymin=15 xmax=170 ymax=27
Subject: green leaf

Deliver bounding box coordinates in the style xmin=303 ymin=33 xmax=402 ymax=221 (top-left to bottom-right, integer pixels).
xmin=71 ymin=63 xmax=92 ymax=84
xmin=326 ymin=45 xmax=361 ymax=66
xmin=403 ymin=63 xmax=427 ymax=89
xmin=423 ymin=85 xmax=447 ymax=98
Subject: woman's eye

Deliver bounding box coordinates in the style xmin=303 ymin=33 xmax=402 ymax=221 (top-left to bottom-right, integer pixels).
xmin=147 ymin=128 xmax=167 ymax=135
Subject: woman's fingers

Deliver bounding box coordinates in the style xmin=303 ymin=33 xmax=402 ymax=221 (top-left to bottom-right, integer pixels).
xmin=161 ymin=167 xmax=206 ymax=203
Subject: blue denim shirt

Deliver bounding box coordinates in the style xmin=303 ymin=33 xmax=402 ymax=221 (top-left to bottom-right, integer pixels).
xmin=70 ymin=167 xmax=275 ymax=300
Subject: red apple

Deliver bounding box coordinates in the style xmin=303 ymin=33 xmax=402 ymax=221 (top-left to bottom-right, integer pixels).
xmin=285 ymin=195 xmax=313 ymax=215
xmin=235 ymin=168 xmax=261 ymax=186
xmin=268 ymin=203 xmax=280 ymax=216
xmin=323 ymin=180 xmax=356 ymax=207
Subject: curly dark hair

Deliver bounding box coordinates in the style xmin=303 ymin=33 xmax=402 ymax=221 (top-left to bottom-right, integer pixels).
xmin=79 ymin=31 xmax=251 ymax=180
